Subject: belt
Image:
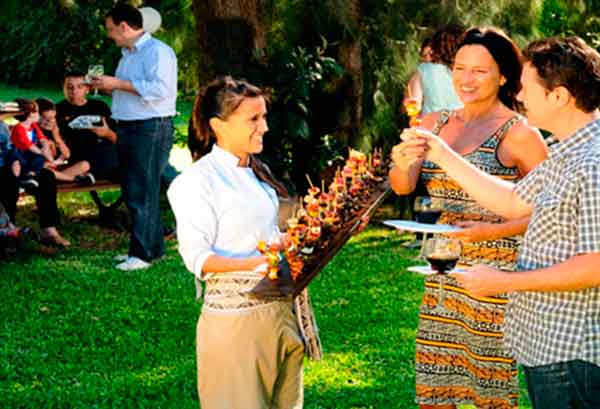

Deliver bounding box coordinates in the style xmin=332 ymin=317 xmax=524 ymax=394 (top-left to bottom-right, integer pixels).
xmin=113 ymin=116 xmax=172 ymax=125
xmin=203 ymin=276 xmax=291 ymax=312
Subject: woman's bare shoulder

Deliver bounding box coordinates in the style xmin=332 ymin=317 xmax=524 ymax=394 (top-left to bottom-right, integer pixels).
xmin=504 ymin=115 xmax=543 ymax=144
xmin=499 ymin=114 xmax=548 ymax=170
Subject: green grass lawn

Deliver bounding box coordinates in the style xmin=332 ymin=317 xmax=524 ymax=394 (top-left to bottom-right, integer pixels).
xmin=0 ymin=200 xmax=533 ymax=408
xmin=0 ymin=83 xmax=532 ymax=408
xmin=0 ymin=197 xmax=422 ymax=408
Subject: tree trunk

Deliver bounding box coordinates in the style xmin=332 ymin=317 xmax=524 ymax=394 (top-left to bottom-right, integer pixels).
xmin=334 ymin=0 xmax=363 ymax=146
xmin=191 ymin=0 xmax=266 ymax=84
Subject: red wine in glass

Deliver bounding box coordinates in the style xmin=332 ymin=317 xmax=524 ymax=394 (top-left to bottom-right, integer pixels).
xmin=426 ymin=255 xmax=459 ymax=274
xmin=423 ymin=237 xmax=462 ymax=310
xmin=416 ymin=210 xmax=442 ymax=224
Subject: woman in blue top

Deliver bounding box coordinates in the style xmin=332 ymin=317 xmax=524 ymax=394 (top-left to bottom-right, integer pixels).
xmin=406 ymin=24 xmax=465 ymax=115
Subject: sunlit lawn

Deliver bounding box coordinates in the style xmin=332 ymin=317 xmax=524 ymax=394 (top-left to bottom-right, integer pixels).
xmin=0 ymin=196 xmax=533 ymax=408
xmin=0 ymin=83 xmax=532 ymax=408
xmin=1 ymin=192 xmax=420 ymax=408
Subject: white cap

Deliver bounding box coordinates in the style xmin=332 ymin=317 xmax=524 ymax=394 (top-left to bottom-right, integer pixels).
xmin=139 ymin=7 xmax=161 ymax=34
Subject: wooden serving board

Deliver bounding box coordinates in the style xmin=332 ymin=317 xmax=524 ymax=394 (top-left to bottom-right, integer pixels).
xmin=247 ymin=181 xmax=391 ymax=299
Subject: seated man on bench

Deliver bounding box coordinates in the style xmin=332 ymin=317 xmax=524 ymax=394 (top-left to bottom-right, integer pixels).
xmin=56 ymin=71 xmax=119 ymax=182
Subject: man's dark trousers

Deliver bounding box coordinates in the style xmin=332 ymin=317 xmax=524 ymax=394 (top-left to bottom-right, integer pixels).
xmin=523 ymin=360 xmax=600 ymax=409
xmin=116 ymin=117 xmax=173 ymax=262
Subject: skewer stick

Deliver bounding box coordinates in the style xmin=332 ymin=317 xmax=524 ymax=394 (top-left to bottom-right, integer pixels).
xmin=305 ymin=174 xmax=314 ymax=188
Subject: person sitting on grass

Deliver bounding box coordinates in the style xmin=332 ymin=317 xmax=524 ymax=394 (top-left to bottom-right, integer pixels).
xmin=0 ymin=201 xmax=30 ymax=257
xmin=10 ymin=98 xmax=95 ymax=188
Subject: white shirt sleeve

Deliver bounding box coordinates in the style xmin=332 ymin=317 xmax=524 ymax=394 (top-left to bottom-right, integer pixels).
xmin=167 ymin=174 xmax=217 ymax=280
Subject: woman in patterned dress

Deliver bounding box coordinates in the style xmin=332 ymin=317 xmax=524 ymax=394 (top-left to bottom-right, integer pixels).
xmin=389 ymin=28 xmax=549 ymax=408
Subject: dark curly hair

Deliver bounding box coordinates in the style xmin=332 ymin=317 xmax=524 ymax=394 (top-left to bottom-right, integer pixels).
xmin=189 ymin=76 xmax=288 ymax=197
xmin=430 ymin=24 xmax=466 ymax=67
xmin=458 ymin=27 xmax=523 ymax=110
xmin=523 ymin=36 xmax=600 ymax=113
xmin=35 ymin=97 xmax=55 ymax=115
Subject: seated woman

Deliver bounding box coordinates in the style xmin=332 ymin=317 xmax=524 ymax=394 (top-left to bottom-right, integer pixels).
xmin=36 ymin=98 xmax=71 ymax=165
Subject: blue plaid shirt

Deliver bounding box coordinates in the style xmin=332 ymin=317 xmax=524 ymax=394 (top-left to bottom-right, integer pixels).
xmin=509 ymin=118 xmax=600 ymax=367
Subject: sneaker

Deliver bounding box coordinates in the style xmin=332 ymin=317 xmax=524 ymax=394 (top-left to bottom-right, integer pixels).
xmin=113 ymin=254 xmax=129 ymax=262
xmin=116 ymin=256 xmax=151 ymax=271
xmin=20 ymin=176 xmax=39 ymax=190
xmin=74 ymin=173 xmax=96 ymax=186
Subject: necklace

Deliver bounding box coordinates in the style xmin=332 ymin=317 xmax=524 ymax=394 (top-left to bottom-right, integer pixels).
xmin=453 ymin=109 xmax=504 ymax=129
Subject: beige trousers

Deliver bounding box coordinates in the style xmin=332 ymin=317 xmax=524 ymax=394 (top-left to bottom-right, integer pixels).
xmin=196 ymin=301 xmax=305 ymax=409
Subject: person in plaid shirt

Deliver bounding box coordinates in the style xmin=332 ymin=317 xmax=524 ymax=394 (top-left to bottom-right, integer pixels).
xmin=400 ymin=36 xmax=600 ymax=409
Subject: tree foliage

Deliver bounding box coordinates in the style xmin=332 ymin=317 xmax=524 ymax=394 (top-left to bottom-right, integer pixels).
xmin=0 ymin=0 xmax=192 ymax=89
xmin=538 ymin=0 xmax=600 ymax=47
xmin=0 ymin=0 xmax=118 ymax=86
xmin=3 ymin=0 xmax=600 ymax=191
xmin=259 ymin=43 xmax=345 ymax=192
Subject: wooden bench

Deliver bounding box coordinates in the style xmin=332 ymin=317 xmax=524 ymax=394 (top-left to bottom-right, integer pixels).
xmin=56 ymin=180 xmax=124 ymax=228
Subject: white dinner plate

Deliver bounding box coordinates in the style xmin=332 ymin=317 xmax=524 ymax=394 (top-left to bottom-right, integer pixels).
xmin=383 ymin=220 xmax=463 ymax=234
xmin=407 ymin=265 xmax=465 ymax=275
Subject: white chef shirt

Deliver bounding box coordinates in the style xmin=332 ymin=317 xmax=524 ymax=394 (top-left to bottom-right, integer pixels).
xmin=167 ymin=144 xmax=279 ymax=280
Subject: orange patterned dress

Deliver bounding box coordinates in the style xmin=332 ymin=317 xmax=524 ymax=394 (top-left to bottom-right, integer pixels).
xmin=415 ymin=110 xmax=521 ymax=408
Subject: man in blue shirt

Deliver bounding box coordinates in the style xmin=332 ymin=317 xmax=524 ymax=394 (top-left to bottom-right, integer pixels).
xmin=92 ymin=4 xmax=177 ymax=271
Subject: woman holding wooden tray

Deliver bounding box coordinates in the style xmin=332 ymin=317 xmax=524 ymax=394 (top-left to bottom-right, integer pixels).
xmin=168 ymin=76 xmax=320 ymax=409
xmin=390 ymin=28 xmax=549 ymax=409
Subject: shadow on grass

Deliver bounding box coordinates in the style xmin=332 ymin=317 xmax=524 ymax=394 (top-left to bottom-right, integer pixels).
xmin=1 ymin=214 xmax=531 ymax=408
xmin=302 ymin=227 xmax=424 ymax=408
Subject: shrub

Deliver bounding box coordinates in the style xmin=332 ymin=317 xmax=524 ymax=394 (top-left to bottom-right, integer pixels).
xmin=0 ymin=1 xmax=120 ymax=87
xmin=259 ymin=42 xmax=345 ymax=193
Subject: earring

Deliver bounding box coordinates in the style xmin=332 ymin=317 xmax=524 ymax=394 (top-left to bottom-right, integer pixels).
xmin=500 ymin=78 xmax=506 ymax=86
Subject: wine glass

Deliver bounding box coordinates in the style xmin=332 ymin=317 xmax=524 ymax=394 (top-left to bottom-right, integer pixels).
xmin=87 ymin=64 xmax=104 ymax=96
xmin=423 ymin=237 xmax=462 ymax=311
xmin=413 ymin=196 xmax=443 ymax=260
